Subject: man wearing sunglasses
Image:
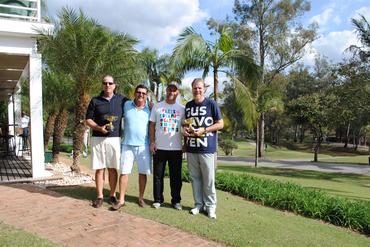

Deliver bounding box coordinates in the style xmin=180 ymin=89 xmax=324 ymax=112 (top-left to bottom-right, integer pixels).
xmin=111 ymin=84 xmax=152 ymax=210
xmin=86 ymin=75 xmax=128 ymax=208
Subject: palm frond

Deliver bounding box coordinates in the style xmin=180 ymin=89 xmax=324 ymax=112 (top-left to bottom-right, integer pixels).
xmin=231 ymin=76 xmax=257 ymax=129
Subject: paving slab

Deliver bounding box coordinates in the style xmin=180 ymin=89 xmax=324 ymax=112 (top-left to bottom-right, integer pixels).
xmin=0 ymin=184 xmax=224 ymax=247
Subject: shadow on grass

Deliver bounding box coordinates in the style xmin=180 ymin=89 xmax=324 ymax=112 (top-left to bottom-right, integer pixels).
xmin=277 ymin=141 xmax=370 ymax=156
xmin=218 ymin=165 xmax=365 ymax=181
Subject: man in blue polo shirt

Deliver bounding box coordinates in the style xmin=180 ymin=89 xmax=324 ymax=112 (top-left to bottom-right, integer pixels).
xmin=111 ymin=84 xmax=151 ymax=210
xmin=86 ymin=75 xmax=128 ymax=208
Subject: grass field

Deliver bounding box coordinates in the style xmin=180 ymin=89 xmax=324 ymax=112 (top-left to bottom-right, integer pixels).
xmin=51 ymin=153 xmax=370 ymax=246
xmin=217 ymin=164 xmax=370 ymax=201
xmin=51 ymin=172 xmax=370 ymax=247
xmin=219 ymin=141 xmax=370 ymax=164
xmin=0 ymin=223 xmax=60 ymax=247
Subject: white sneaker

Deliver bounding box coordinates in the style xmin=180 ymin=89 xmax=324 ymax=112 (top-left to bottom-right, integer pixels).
xmin=152 ymin=202 xmax=161 ymax=209
xmin=173 ymin=203 xmax=182 ymax=210
xmin=190 ymin=207 xmax=201 ymax=215
xmin=208 ymin=209 xmax=216 ymax=219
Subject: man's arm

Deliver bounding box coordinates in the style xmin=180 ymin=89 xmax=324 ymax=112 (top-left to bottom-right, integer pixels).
xmin=149 ymin=121 xmax=157 ymax=154
xmin=86 ymin=119 xmax=108 ymax=134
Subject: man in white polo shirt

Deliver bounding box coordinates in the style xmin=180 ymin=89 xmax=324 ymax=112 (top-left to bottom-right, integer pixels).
xmin=111 ymin=84 xmax=151 ymax=210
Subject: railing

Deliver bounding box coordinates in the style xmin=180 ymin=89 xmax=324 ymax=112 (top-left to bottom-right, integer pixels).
xmin=0 ymin=0 xmax=40 ymax=22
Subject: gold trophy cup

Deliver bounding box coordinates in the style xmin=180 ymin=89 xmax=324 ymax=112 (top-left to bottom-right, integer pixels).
xmin=183 ymin=117 xmax=205 ymax=137
xmin=104 ymin=115 xmax=118 ymax=132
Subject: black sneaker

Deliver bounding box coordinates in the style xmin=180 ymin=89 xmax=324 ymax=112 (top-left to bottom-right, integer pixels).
xmin=109 ymin=196 xmax=118 ymax=205
xmin=92 ymin=198 xmax=103 ymax=208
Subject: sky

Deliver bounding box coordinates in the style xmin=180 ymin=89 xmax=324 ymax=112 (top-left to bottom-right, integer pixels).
xmin=46 ymin=0 xmax=369 ymax=90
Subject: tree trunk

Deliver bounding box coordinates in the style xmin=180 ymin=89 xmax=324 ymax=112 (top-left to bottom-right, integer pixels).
xmin=213 ymin=69 xmax=218 ymax=102
xmin=44 ymin=112 xmax=57 ymax=150
xmin=258 ymin=113 xmax=265 ymax=157
xmin=313 ymin=138 xmax=321 ymax=162
xmin=71 ymin=92 xmax=90 ymax=173
xmin=52 ymin=109 xmax=68 ymax=163
xmin=344 ymin=123 xmax=350 ymax=148
xmin=299 ymin=127 xmax=305 ymax=143
xmin=293 ymin=124 xmax=298 ymax=142
xmin=255 ymin=118 xmax=259 ymax=167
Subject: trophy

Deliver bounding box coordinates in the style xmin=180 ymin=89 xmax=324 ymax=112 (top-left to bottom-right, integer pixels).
xmin=104 ymin=115 xmax=118 ymax=132
xmin=183 ymin=117 xmax=205 ymax=137
xmin=183 ymin=117 xmax=195 ymax=134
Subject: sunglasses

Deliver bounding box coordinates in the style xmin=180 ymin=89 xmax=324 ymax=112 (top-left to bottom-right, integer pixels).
xmin=136 ymin=91 xmax=147 ymax=95
xmin=102 ymin=82 xmax=114 ymax=85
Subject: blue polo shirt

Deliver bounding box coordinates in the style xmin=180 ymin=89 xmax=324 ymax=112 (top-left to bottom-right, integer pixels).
xmin=122 ymin=100 xmax=150 ymax=146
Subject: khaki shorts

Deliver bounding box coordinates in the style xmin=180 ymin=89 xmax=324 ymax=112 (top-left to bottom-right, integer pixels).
xmin=91 ymin=137 xmax=120 ymax=170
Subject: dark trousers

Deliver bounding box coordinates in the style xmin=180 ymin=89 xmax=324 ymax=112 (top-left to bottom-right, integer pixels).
xmin=153 ymin=150 xmax=182 ymax=204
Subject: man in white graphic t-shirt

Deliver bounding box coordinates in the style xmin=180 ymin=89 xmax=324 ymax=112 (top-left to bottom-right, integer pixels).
xmin=149 ymin=82 xmax=185 ymax=210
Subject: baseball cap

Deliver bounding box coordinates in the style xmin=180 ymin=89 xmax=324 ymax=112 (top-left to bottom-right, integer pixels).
xmin=167 ymin=82 xmax=179 ymax=89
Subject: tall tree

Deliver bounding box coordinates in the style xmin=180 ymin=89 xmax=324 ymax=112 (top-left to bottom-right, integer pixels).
xmin=171 ymin=26 xmax=256 ymax=102
xmin=233 ymin=0 xmax=317 ymax=157
xmin=288 ymin=93 xmax=334 ymax=162
xmin=38 ymin=8 xmax=139 ymax=172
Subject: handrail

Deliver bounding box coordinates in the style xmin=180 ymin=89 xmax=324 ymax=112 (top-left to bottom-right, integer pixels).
xmin=0 ymin=0 xmax=40 ymax=22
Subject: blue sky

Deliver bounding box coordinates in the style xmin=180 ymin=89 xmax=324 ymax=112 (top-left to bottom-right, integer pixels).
xmin=47 ymin=0 xmax=369 ymax=89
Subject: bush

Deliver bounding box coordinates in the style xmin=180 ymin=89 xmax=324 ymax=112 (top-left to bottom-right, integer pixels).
xmin=215 ymin=172 xmax=370 ymax=235
xmin=219 ymin=139 xmax=238 ymax=156
xmin=47 ymin=143 xmax=73 ymax=153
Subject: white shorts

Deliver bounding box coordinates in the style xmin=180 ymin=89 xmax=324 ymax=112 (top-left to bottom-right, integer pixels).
xmin=91 ymin=137 xmax=120 ymax=170
xmin=120 ymin=144 xmax=152 ymax=175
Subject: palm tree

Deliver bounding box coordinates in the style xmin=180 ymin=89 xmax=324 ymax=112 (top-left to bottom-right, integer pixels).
xmin=38 ymin=8 xmax=139 ymax=172
xmin=43 ymin=71 xmax=74 ymax=163
xmin=348 ymin=14 xmax=370 ymax=61
xmin=140 ymin=49 xmax=182 ymax=101
xmin=171 ymin=26 xmax=256 ymax=102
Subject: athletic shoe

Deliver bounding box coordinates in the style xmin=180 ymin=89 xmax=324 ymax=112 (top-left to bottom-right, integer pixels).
xmin=152 ymin=202 xmax=161 ymax=209
xmin=208 ymin=208 xmax=217 ymax=219
xmin=92 ymin=198 xmax=103 ymax=208
xmin=189 ymin=207 xmax=202 ymax=215
xmin=172 ymin=203 xmax=182 ymax=210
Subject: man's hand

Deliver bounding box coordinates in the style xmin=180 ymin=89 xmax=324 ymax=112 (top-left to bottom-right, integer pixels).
xmin=193 ymin=127 xmax=206 ymax=137
xmin=150 ymin=142 xmax=157 ymax=154
xmin=182 ymin=126 xmax=190 ymax=137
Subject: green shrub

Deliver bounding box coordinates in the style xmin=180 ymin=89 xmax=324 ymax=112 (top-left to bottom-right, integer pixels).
xmin=47 ymin=143 xmax=73 ymax=153
xmin=215 ymin=172 xmax=370 ymax=235
xmin=219 ymin=139 xmax=238 ymax=155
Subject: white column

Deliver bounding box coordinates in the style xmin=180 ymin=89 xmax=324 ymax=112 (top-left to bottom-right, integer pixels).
xmin=14 ymin=88 xmax=22 ymax=156
xmin=7 ymin=95 xmax=14 ymax=135
xmin=29 ymin=52 xmax=48 ymax=178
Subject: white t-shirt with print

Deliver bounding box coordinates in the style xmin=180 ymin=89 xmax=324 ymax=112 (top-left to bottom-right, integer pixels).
xmin=150 ymin=101 xmax=185 ymax=150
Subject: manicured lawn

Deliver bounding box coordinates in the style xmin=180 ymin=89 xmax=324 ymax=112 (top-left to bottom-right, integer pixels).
xmin=0 ymin=222 xmax=60 ymax=247
xmin=219 ymin=141 xmax=370 ymax=164
xmin=51 ymin=157 xmax=370 ymax=247
xmin=217 ymin=164 xmax=370 ymax=201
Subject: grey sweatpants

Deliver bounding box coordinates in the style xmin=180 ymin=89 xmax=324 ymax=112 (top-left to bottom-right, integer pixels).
xmin=186 ymin=152 xmax=216 ymax=210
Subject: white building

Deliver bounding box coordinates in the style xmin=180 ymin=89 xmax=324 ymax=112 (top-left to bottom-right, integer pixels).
xmin=0 ymin=0 xmax=53 ymax=178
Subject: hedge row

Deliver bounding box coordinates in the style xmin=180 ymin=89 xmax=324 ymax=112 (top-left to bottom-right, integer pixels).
xmin=165 ymin=161 xmax=370 ymax=234
xmin=214 ymin=172 xmax=370 ymax=235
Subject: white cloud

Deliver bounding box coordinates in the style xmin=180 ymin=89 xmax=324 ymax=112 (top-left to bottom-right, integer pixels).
xmin=309 ymin=8 xmax=342 ymax=29
xmin=310 ymin=8 xmax=334 ymax=27
xmin=46 ymin=0 xmax=208 ymax=49
xmin=353 ymin=6 xmax=370 ymax=19
xmin=302 ymin=30 xmax=361 ymax=66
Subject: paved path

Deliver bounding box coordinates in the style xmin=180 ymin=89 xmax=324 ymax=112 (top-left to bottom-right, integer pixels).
xmin=0 ymin=184 xmax=223 ymax=247
xmin=218 ymin=156 xmax=370 ymax=176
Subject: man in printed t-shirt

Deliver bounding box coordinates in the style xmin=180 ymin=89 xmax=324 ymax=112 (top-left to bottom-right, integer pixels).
xmin=149 ymin=82 xmax=185 ymax=210
xmin=183 ymin=78 xmax=223 ymax=219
